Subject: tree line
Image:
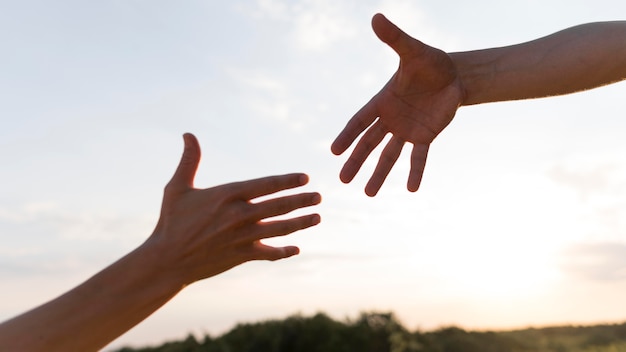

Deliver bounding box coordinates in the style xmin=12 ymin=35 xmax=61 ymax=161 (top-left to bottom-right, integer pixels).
xmin=113 ymin=312 xmax=626 ymax=352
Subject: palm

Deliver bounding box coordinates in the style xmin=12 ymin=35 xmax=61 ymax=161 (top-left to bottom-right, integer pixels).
xmin=332 ymin=14 xmax=464 ymax=196
xmin=376 ymin=64 xmax=462 ymax=143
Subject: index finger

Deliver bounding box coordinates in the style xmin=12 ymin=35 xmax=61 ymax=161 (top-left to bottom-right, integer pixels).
xmin=227 ymin=173 xmax=310 ymax=200
xmin=331 ymin=100 xmax=378 ymax=155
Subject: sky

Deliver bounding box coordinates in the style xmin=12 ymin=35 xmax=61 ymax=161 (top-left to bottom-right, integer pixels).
xmin=1 ymin=0 xmax=626 ymax=350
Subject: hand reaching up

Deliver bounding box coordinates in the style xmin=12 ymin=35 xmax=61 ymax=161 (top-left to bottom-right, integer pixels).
xmin=332 ymin=13 xmax=465 ymax=196
xmin=0 ymin=132 xmax=322 ymax=352
xmin=149 ymin=133 xmax=322 ymax=284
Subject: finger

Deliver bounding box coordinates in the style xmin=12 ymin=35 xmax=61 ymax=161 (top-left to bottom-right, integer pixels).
xmin=371 ymin=13 xmax=426 ymax=58
xmin=245 ymin=213 xmax=321 ymax=243
xmin=250 ymin=192 xmax=322 ymax=222
xmin=365 ymin=136 xmax=404 ymax=197
xmin=250 ymin=242 xmax=300 ymax=261
xmin=331 ymin=100 xmax=378 ymax=155
xmin=229 ymin=173 xmax=309 ymax=201
xmin=167 ymin=133 xmax=201 ymax=192
xmin=339 ymin=121 xmax=388 ymax=183
xmin=408 ymin=143 xmax=429 ymax=192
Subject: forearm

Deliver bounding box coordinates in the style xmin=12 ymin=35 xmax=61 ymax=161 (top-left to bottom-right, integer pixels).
xmin=0 ymin=242 xmax=183 ymax=351
xmin=0 ymin=134 xmax=321 ymax=350
xmin=452 ymin=21 xmax=626 ymax=105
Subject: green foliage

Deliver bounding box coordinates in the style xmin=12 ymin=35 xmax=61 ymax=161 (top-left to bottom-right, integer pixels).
xmin=113 ymin=313 xmax=626 ymax=352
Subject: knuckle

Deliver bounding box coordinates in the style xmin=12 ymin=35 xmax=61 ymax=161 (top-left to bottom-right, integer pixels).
xmin=227 ymin=202 xmax=253 ymax=221
xmin=163 ymin=181 xmax=175 ymax=194
xmin=276 ymin=220 xmax=299 ymax=236
xmin=274 ymin=221 xmax=292 ymax=235
xmin=162 ymin=182 xmax=181 ymax=200
xmin=359 ymin=138 xmax=379 ymax=152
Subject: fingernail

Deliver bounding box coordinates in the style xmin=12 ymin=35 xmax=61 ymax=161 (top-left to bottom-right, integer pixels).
xmin=312 ymin=193 xmax=322 ymax=204
xmin=286 ymin=247 xmax=300 ymax=257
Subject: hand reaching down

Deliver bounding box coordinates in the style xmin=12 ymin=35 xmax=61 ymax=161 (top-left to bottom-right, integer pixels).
xmin=332 ymin=13 xmax=465 ymax=196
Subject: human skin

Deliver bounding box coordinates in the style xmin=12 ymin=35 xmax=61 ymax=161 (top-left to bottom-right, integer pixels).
xmin=332 ymin=13 xmax=626 ymax=196
xmin=0 ymin=133 xmax=322 ymax=351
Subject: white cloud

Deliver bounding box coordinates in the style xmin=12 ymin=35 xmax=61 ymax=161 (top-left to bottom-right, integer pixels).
xmin=240 ymin=0 xmax=361 ymax=52
xmin=548 ymin=158 xmax=626 ymax=202
xmin=291 ymin=3 xmax=359 ymax=52
xmin=546 ymin=155 xmax=626 ymax=243
xmin=0 ymin=201 xmax=153 ymax=274
xmin=560 ymin=243 xmax=626 ymax=282
xmin=229 ymin=68 xmax=287 ymax=96
xmin=224 ymin=67 xmax=308 ymax=130
xmin=0 ymin=201 xmax=58 ymax=223
xmin=238 ymin=0 xmax=290 ymax=19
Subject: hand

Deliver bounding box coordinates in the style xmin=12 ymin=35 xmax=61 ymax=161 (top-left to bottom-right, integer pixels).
xmin=147 ymin=133 xmax=322 ymax=285
xmin=331 ymin=13 xmax=465 ymax=196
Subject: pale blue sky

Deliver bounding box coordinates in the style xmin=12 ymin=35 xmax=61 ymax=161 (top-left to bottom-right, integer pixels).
xmin=2 ymin=0 xmax=626 ymax=350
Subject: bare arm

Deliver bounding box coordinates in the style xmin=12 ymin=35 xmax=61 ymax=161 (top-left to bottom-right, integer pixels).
xmin=1 ymin=244 xmax=183 ymax=351
xmin=0 ymin=133 xmax=322 ymax=351
xmin=332 ymin=14 xmax=626 ymax=196
xmin=454 ymin=21 xmax=626 ymax=105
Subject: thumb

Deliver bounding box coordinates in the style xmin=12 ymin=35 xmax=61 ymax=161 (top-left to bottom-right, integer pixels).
xmin=168 ymin=133 xmax=201 ymax=190
xmin=371 ymin=13 xmax=425 ymax=58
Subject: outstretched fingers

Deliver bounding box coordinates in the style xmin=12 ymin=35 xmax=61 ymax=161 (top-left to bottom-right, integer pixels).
xmin=365 ymin=136 xmax=404 ymax=196
xmin=251 ymin=192 xmax=322 ymax=221
xmin=339 ymin=120 xmax=388 ymax=183
xmin=225 ymin=200 xmax=320 ymax=262
xmin=235 ymin=192 xmax=321 ymax=243
xmin=408 ymin=143 xmax=429 ymax=192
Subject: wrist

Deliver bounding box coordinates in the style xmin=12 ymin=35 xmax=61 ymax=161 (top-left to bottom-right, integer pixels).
xmin=136 ymin=236 xmax=190 ymax=292
xmin=449 ymin=50 xmax=494 ymax=106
